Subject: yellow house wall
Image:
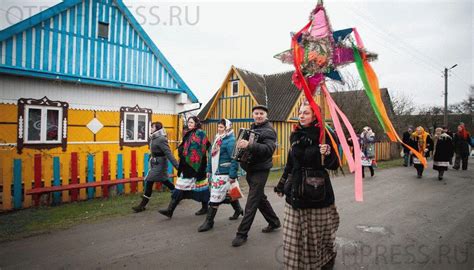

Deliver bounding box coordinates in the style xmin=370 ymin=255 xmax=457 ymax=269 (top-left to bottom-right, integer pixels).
xmin=0 ymin=104 xmax=181 ymax=211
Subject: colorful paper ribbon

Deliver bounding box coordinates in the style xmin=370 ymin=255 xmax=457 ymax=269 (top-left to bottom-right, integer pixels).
xmin=352 ymin=28 xmax=427 ymax=167
xmin=322 ymin=84 xmax=363 ymax=201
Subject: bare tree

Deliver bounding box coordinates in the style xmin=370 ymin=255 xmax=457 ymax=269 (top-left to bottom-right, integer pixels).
xmin=390 ymin=91 xmax=417 ymax=132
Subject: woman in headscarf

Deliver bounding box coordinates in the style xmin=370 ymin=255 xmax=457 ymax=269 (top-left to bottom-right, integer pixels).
xmin=274 ymin=103 xmax=340 ymax=269
xmin=158 ymin=116 xmax=211 ymax=218
xmin=197 ymin=119 xmax=243 ymax=232
xmin=132 ymin=121 xmax=179 ymax=212
xmin=409 ymin=126 xmax=433 ymax=178
xmin=360 ymin=126 xmax=376 ymax=178
xmin=453 ymin=124 xmax=471 ymax=170
xmin=432 ymin=127 xmax=454 ymax=180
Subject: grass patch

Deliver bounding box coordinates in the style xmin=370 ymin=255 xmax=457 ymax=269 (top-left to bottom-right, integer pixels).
xmin=375 ymin=158 xmax=404 ymax=169
xmin=0 ymin=192 xmax=170 ymax=242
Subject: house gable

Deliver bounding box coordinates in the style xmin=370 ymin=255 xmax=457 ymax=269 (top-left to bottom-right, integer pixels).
xmin=199 ymin=66 xmax=260 ymax=121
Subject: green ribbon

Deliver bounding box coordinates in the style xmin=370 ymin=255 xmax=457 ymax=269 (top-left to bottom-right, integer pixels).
xmin=352 ymin=45 xmax=389 ymax=132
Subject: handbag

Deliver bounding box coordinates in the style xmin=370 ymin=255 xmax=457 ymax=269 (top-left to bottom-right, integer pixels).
xmin=228 ymin=181 xmax=244 ymax=201
xmin=299 ymin=168 xmax=326 ymax=202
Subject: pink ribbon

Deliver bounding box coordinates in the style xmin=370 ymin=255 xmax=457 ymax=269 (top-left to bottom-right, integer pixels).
xmin=321 ymin=84 xmax=363 ymax=202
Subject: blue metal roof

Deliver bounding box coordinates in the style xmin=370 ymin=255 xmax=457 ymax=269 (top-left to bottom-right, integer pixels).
xmin=0 ymin=0 xmax=198 ymax=103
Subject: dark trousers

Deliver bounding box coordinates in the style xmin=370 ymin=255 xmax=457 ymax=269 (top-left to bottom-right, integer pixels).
xmin=403 ymin=153 xmax=412 ymax=166
xmin=236 ymin=170 xmax=280 ymax=238
xmin=414 ymin=164 xmax=424 ymax=176
xmin=144 ymin=180 xmax=174 ymax=198
xmin=362 ymin=166 xmax=374 ymax=178
xmin=453 ymin=154 xmax=469 ymax=170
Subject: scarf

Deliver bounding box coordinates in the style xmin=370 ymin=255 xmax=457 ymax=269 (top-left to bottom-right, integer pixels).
xmin=290 ymin=121 xmax=319 ymax=146
xmin=210 ymin=120 xmax=233 ymax=176
xmin=411 ymin=126 xmax=429 ymax=152
xmin=211 ymin=119 xmax=233 ymax=157
xmin=182 ymin=128 xmax=210 ymax=172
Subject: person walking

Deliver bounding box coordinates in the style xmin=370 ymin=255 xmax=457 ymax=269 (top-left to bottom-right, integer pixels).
xmin=409 ymin=126 xmax=433 ymax=178
xmin=360 ymin=126 xmax=376 ymax=178
xmin=158 ymin=116 xmax=211 ymax=218
xmin=231 ymin=105 xmax=281 ymax=247
xmin=402 ymin=126 xmax=414 ymax=167
xmin=274 ymin=103 xmax=340 ymax=269
xmin=453 ymin=124 xmax=471 ymax=170
xmin=432 ymin=127 xmax=454 ymax=180
xmin=198 ymin=119 xmax=243 ymax=232
xmin=132 ymin=122 xmax=179 ymax=212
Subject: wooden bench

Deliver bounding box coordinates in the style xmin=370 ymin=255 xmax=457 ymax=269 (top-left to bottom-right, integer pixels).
xmin=26 ymin=175 xmax=176 ymax=205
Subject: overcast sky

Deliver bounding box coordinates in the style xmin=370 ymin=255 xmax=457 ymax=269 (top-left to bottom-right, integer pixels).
xmin=1 ymin=0 xmax=472 ymax=109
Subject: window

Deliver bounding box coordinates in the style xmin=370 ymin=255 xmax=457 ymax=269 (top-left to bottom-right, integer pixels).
xmin=120 ymin=105 xmax=152 ymax=148
xmin=124 ymin=113 xmax=148 ymax=142
xmin=232 ymin=81 xmax=239 ymax=96
xmin=98 ymin=22 xmax=109 ymax=39
xmin=25 ymin=106 xmax=62 ymax=143
xmin=17 ymin=96 xmax=69 ymax=154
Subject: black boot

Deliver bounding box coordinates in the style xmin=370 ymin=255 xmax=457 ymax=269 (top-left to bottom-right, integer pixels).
xmin=321 ymin=255 xmax=336 ymax=270
xmin=231 ymin=235 xmax=247 ymax=247
xmin=438 ymin=170 xmax=444 ymax=181
xmin=158 ymin=198 xmax=179 ymax=218
xmin=195 ymin=202 xmax=208 ymax=215
xmin=198 ymin=207 xmax=218 ymax=232
xmin=132 ymin=196 xmax=149 ymax=213
xmin=229 ymin=200 xmax=244 ymax=220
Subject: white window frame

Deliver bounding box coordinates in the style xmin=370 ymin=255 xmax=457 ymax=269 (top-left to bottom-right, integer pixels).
xmin=24 ymin=105 xmax=63 ymax=144
xmin=232 ymin=81 xmax=239 ymax=96
xmin=123 ymin=112 xmax=149 ymax=143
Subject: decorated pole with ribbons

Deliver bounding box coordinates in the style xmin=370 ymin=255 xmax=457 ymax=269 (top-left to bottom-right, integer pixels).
xmin=276 ymin=0 xmax=426 ymax=202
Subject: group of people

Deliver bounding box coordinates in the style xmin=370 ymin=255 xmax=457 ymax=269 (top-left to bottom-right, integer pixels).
xmin=128 ymin=102 xmax=471 ymax=269
xmin=133 ymin=103 xmax=340 ymax=269
xmin=402 ymin=124 xmax=471 ymax=180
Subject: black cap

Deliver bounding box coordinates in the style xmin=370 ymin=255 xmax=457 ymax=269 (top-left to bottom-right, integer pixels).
xmin=252 ymin=105 xmax=269 ymax=112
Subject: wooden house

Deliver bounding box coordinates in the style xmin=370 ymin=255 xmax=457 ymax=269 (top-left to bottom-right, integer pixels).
xmin=0 ymin=0 xmax=198 ymax=210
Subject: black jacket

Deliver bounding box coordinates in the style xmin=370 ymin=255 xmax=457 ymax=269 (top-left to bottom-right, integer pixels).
xmin=433 ymin=134 xmax=454 ymax=162
xmin=408 ymin=134 xmax=433 ymax=158
xmin=240 ymin=121 xmax=277 ymax=172
xmin=275 ymin=123 xmax=339 ymax=209
xmin=453 ymin=133 xmax=471 ymax=157
xmin=402 ymin=131 xmax=411 ymax=153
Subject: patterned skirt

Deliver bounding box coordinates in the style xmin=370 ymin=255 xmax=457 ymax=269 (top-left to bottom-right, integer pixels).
xmin=283 ymin=203 xmax=339 ymax=270
xmin=209 ymin=175 xmax=231 ymax=203
xmin=173 ymin=177 xmax=210 ymax=203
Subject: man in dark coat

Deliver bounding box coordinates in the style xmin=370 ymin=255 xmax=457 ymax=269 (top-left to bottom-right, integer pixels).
xmin=132 ymin=122 xmax=179 ymax=212
xmin=231 ymin=105 xmax=281 ymax=247
xmin=402 ymin=126 xmax=413 ymax=167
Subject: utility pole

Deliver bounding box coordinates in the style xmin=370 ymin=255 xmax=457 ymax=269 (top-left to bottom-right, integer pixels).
xmin=444 ymin=68 xmax=448 ymax=127
xmin=444 ymin=64 xmax=457 ymax=127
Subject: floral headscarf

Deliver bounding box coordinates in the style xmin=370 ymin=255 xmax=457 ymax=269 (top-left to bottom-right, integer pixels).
xmin=211 ymin=119 xmax=233 ymax=157
xmin=182 ymin=128 xmax=210 ymax=172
